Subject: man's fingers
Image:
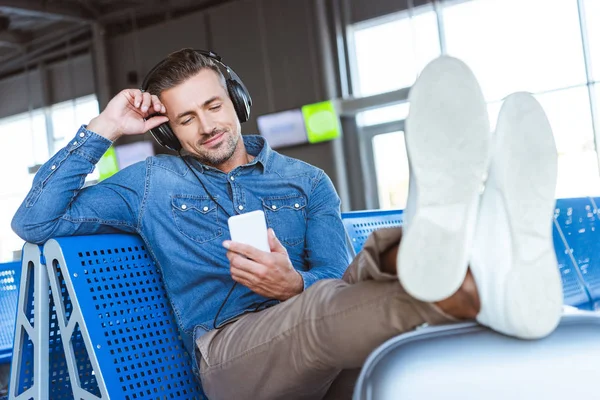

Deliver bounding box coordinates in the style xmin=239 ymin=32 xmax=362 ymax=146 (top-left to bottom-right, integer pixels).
xmin=230 ymin=265 xmax=257 ymax=287
xmin=144 ymin=115 xmax=169 ymax=131
xmin=223 ymin=241 xmax=267 ymax=262
xmin=132 ymin=90 xmax=143 ymax=108
xmin=228 ymin=252 xmax=265 ymax=277
xmin=151 ymin=95 xmax=163 ymax=112
xmin=140 ymin=92 xmax=152 ymax=113
xmin=268 ymin=229 xmax=287 ymax=255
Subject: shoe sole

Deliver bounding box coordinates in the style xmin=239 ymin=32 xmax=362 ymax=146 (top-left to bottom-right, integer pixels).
xmin=398 ymin=56 xmax=491 ymax=302
xmin=491 ymin=92 xmax=562 ymax=338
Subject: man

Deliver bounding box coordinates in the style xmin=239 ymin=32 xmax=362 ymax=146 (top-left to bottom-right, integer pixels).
xmin=12 ymin=49 xmax=562 ymax=399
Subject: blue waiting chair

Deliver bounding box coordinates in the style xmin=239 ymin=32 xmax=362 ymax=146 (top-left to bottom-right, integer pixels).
xmin=554 ymin=197 xmax=600 ymax=309
xmin=341 ymin=198 xmax=598 ymax=310
xmin=0 ymin=262 xmax=20 ymax=364
xmin=9 ymin=235 xmax=203 ymax=400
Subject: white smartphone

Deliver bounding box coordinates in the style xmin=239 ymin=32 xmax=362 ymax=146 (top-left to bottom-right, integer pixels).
xmin=227 ymin=210 xmax=271 ymax=253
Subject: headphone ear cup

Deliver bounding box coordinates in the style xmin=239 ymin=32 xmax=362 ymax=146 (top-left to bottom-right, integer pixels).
xmin=227 ymin=80 xmax=250 ymax=123
xmin=149 ymin=122 xmax=182 ymax=152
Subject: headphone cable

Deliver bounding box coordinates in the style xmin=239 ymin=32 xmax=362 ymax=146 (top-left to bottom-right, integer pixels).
xmin=178 ymin=151 xmax=275 ymax=330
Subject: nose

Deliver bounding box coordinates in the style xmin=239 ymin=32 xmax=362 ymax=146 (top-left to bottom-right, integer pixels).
xmin=197 ymin=114 xmax=215 ymax=135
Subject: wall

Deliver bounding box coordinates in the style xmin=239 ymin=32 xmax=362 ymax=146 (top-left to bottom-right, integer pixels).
xmin=105 ymin=0 xmax=342 ymax=192
xmin=0 ymin=53 xmax=94 ymax=119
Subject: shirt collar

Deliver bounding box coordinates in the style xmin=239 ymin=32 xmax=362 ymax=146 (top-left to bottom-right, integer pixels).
xmin=243 ymin=135 xmax=272 ymax=173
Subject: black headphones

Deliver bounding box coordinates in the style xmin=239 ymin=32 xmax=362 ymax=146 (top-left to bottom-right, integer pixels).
xmin=140 ymin=49 xmax=252 ymax=151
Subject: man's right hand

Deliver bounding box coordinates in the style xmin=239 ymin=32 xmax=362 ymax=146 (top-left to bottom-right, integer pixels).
xmin=86 ymin=89 xmax=170 ymax=141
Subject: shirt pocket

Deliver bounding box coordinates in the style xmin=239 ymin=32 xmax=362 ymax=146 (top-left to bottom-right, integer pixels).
xmin=171 ymin=195 xmax=224 ymax=244
xmin=261 ymin=194 xmax=307 ymax=246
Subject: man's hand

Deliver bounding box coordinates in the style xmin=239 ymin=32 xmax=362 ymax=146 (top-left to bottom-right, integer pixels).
xmin=223 ymin=228 xmax=304 ymax=301
xmin=87 ymin=89 xmax=169 ymax=141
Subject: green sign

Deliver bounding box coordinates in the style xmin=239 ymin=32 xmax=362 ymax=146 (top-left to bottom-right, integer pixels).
xmin=97 ymin=146 xmax=119 ymax=181
xmin=301 ymin=100 xmax=340 ymax=143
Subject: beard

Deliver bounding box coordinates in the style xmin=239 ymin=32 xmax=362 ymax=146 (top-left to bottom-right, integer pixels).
xmin=192 ymin=128 xmax=239 ymax=166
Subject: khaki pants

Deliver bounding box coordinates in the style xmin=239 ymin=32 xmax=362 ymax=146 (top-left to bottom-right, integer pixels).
xmin=196 ymin=228 xmax=456 ymax=399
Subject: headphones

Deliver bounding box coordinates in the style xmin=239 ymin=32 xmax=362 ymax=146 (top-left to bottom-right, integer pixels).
xmin=140 ymin=49 xmax=252 ymax=151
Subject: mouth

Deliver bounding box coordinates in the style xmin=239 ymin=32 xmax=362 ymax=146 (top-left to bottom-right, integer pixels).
xmin=201 ymin=131 xmax=226 ymax=147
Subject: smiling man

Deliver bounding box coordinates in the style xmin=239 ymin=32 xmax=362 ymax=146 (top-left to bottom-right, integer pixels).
xmin=12 ymin=49 xmax=562 ymax=400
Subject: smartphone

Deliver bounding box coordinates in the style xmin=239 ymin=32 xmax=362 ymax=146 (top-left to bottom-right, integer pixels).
xmin=227 ymin=210 xmax=270 ymax=253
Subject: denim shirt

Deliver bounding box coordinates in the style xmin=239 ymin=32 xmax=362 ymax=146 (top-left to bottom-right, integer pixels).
xmin=12 ymin=126 xmax=349 ymax=359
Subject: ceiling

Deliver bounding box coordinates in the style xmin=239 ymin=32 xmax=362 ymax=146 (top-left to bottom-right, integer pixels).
xmin=0 ymin=0 xmax=231 ymax=78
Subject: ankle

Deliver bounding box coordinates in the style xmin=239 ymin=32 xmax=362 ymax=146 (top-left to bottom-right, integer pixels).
xmin=435 ymin=269 xmax=480 ymax=320
xmin=381 ymin=244 xmax=399 ymax=275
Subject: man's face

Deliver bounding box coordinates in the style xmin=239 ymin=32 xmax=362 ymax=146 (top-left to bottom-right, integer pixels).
xmin=161 ymin=69 xmax=242 ymax=166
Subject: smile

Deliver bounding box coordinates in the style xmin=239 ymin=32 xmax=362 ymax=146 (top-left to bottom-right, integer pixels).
xmin=202 ymin=131 xmax=225 ymax=146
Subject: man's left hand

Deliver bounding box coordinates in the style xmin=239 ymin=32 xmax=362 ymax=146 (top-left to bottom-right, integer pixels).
xmin=223 ymin=228 xmax=304 ymax=300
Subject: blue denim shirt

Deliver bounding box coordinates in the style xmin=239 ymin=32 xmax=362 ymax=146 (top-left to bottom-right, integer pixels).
xmin=12 ymin=126 xmax=349 ymax=359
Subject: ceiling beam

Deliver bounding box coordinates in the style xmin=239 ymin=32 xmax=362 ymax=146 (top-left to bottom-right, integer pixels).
xmin=0 ymin=1 xmax=94 ymax=23
xmin=98 ymin=0 xmax=218 ymax=24
xmin=0 ymin=30 xmax=30 ymax=49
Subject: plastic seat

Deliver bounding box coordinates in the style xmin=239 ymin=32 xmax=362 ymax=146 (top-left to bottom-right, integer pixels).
xmin=354 ymin=313 xmax=600 ymax=399
xmin=9 ymin=235 xmax=203 ymax=400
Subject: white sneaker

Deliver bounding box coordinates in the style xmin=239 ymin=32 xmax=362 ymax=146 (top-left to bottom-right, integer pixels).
xmin=398 ymin=56 xmax=491 ymax=302
xmin=471 ymin=92 xmax=563 ymax=339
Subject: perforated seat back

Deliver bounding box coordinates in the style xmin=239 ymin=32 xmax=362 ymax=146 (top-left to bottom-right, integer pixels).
xmin=354 ymin=313 xmax=600 ymax=400
xmin=341 ymin=200 xmax=597 ymax=310
xmin=554 ymin=197 xmax=600 ymax=308
xmin=0 ymin=261 xmax=20 ymax=363
xmin=341 ymin=210 xmax=404 ymax=257
xmin=43 ymin=234 xmax=203 ymax=400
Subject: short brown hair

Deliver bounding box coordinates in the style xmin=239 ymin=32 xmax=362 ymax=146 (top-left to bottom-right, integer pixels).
xmin=144 ymin=48 xmax=227 ymax=97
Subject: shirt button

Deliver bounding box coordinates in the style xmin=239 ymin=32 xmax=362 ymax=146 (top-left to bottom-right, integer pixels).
xmin=51 ymin=165 xmax=56 ymax=170
xmin=79 ymin=132 xmax=85 ymax=138
xmin=203 ymin=206 xmax=209 ymax=211
xmin=294 ymin=203 xmax=300 ymax=208
xmin=238 ymin=205 xmax=244 ymax=210
xmin=271 ymin=205 xmax=277 ymax=210
xmin=73 ymin=141 xmax=78 ymax=146
xmin=230 ymin=176 xmax=235 ymax=181
xmin=181 ymin=204 xmax=187 ymax=210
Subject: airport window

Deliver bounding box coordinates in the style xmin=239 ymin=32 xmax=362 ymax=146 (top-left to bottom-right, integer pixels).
xmin=584 ymin=0 xmax=600 ymax=80
xmin=350 ymin=7 xmax=440 ymax=98
xmin=535 ymin=86 xmax=599 ymax=197
xmin=372 ymin=131 xmax=410 ymax=210
xmin=0 ymin=95 xmax=99 ymax=262
xmin=51 ymin=95 xmax=100 ymax=152
xmin=349 ymin=0 xmax=600 ymax=209
xmin=444 ymin=0 xmax=587 ymax=101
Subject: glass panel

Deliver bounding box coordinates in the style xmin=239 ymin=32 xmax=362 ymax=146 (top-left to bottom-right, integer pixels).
xmin=372 ymin=131 xmax=409 ymax=209
xmin=0 ymin=111 xmax=44 ymax=195
xmin=51 ymin=95 xmax=100 ymax=181
xmin=52 ymin=95 xmax=99 ymax=150
xmin=585 ymin=0 xmax=600 ymax=81
xmin=535 ymin=87 xmax=599 ymax=198
xmin=444 ymin=0 xmax=586 ymax=101
xmin=351 ymin=7 xmax=440 ymax=97
xmin=0 ymin=110 xmax=45 ymax=262
xmin=0 ymin=95 xmax=102 ymax=262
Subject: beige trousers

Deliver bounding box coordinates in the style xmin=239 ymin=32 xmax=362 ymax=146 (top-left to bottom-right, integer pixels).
xmin=196 ymin=228 xmax=456 ymax=400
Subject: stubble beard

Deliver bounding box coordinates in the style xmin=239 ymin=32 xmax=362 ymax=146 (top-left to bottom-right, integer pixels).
xmin=194 ymin=129 xmax=239 ymax=166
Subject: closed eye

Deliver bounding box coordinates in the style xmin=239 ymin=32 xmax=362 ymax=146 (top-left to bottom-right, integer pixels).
xmin=181 ymin=117 xmax=193 ymax=125
xmin=209 ymin=104 xmax=222 ymax=111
